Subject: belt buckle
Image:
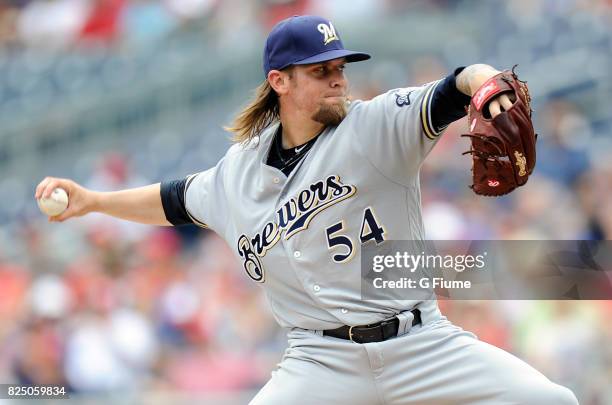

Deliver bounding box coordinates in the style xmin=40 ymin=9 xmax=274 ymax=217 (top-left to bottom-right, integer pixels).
xmin=348 ymin=325 xmax=357 ymax=343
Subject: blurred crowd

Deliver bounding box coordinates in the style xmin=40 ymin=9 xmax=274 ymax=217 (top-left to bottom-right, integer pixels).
xmin=0 ymin=0 xmax=610 ymax=50
xmin=0 ymin=218 xmax=284 ymax=397
xmin=0 ymin=0 xmax=408 ymax=50
xmin=0 ymin=0 xmax=214 ymax=50
xmin=0 ymin=0 xmax=611 ymax=404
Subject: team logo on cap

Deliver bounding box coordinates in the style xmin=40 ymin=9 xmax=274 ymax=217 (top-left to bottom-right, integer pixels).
xmin=317 ymin=22 xmax=339 ymax=45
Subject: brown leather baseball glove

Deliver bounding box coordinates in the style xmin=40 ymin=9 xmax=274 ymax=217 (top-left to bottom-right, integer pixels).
xmin=462 ymin=66 xmax=537 ymax=196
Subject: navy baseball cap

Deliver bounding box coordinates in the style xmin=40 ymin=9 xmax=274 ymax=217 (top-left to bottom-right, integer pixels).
xmin=263 ymin=15 xmax=371 ymax=77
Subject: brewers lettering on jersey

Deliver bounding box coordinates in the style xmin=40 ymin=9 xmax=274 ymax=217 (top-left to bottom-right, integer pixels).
xmin=236 ymin=174 xmax=357 ymax=282
xmin=36 ymin=15 xmax=578 ymax=405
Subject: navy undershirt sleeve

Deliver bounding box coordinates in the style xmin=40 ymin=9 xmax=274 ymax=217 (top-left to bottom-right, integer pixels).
xmin=160 ymin=178 xmax=193 ymax=226
xmin=429 ymin=67 xmax=472 ymax=133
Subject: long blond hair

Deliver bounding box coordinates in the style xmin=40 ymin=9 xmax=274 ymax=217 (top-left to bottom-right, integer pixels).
xmin=225 ymin=79 xmax=281 ymax=145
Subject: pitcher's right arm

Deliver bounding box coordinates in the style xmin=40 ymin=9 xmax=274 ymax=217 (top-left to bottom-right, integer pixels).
xmin=35 ymin=177 xmax=171 ymax=226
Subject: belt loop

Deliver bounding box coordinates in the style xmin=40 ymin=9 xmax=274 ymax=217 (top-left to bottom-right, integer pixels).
xmin=396 ymin=310 xmax=415 ymax=337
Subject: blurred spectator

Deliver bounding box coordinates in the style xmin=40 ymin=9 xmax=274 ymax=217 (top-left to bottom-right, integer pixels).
xmin=17 ymin=0 xmax=90 ymax=49
xmin=309 ymin=0 xmax=383 ymax=23
xmin=506 ymin=175 xmax=587 ymax=239
xmin=260 ymin=0 xmax=312 ymax=29
xmin=536 ymin=99 xmax=591 ymax=186
xmin=575 ymin=167 xmax=609 ymax=240
xmin=443 ymin=301 xmax=511 ymax=351
xmin=63 ymin=309 xmax=157 ymax=392
xmin=0 ymin=264 xmax=29 ymax=335
xmin=0 ymin=3 xmax=20 ymax=48
xmin=82 ymin=152 xmax=151 ymax=245
xmin=78 ymin=0 xmax=126 ymax=46
xmin=423 ymin=201 xmax=469 ymax=240
xmin=12 ymin=318 xmax=68 ymax=387
xmin=163 ymin=0 xmax=216 ymax=22
xmin=28 ymin=273 xmax=73 ymax=319
xmin=120 ymin=0 xmax=178 ymax=46
xmin=514 ymin=301 xmax=601 ymax=399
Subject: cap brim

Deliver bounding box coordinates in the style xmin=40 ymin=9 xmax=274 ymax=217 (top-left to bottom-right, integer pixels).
xmin=292 ymin=49 xmax=371 ymax=66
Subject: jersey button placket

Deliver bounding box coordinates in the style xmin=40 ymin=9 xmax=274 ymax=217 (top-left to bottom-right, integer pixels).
xmin=273 ymin=177 xmax=280 ymax=184
xmin=293 ymin=251 xmax=301 ymax=258
xmin=313 ymin=285 xmax=321 ymax=292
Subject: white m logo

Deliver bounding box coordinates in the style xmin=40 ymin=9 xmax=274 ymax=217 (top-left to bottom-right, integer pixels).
xmin=317 ymin=22 xmax=339 ymax=45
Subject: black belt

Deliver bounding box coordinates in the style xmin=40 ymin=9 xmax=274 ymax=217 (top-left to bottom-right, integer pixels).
xmin=323 ymin=309 xmax=421 ymax=344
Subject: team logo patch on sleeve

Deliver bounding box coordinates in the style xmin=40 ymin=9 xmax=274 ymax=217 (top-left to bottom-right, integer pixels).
xmin=395 ymin=90 xmax=413 ymax=107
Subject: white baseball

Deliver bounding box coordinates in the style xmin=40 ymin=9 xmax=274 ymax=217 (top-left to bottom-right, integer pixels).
xmin=37 ymin=187 xmax=69 ymax=216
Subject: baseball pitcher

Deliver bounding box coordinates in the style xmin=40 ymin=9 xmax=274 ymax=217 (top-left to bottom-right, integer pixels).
xmin=36 ymin=15 xmax=576 ymax=405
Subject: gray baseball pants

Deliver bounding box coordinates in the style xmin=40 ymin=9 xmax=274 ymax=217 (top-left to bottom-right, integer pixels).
xmin=250 ymin=313 xmax=578 ymax=405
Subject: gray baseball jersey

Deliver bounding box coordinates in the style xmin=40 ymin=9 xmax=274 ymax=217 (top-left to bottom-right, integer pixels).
xmin=161 ymin=75 xmax=578 ymax=405
xmin=183 ymin=80 xmax=445 ymax=330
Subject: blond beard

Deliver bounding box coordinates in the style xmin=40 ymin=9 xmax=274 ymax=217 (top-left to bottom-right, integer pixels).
xmin=312 ymin=98 xmax=348 ymax=126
